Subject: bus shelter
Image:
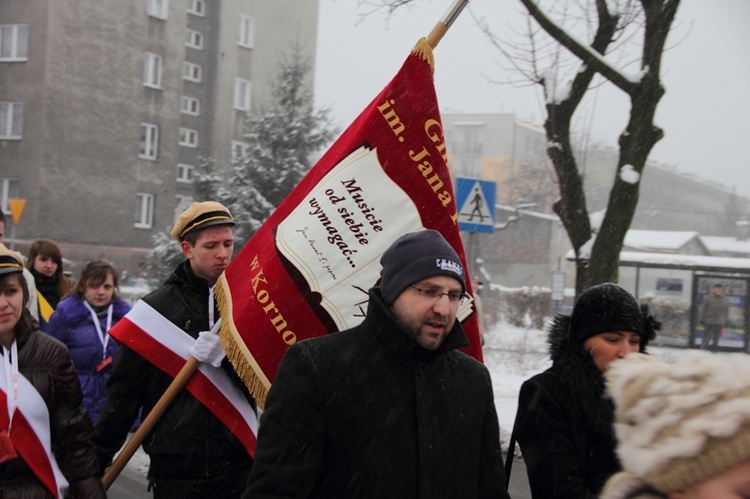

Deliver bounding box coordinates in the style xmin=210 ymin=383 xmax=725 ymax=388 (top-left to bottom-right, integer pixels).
xmin=616 ymin=251 xmax=750 ymax=353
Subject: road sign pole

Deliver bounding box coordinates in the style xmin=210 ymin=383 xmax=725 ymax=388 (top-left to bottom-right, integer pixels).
xmin=468 ymin=232 xmax=477 ymax=278
xmin=7 ymin=198 xmax=26 ymax=250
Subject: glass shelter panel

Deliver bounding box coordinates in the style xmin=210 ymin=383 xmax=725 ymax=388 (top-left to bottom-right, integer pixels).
xmin=618 ymin=267 xmax=637 ymax=296
xmin=638 ymin=268 xmax=693 ymax=348
xmin=692 ymin=275 xmax=748 ymax=352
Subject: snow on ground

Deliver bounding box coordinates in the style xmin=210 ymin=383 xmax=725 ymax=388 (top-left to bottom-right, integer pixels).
xmin=483 ymin=322 xmax=550 ymax=441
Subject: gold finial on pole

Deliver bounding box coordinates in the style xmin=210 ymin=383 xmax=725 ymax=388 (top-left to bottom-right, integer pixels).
xmin=426 ymin=0 xmax=470 ymax=48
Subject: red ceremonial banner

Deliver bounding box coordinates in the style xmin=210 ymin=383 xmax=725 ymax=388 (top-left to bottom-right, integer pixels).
xmin=216 ymin=38 xmax=482 ymax=408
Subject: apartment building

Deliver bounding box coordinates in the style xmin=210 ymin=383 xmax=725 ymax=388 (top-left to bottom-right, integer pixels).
xmin=0 ymin=0 xmax=318 ymax=274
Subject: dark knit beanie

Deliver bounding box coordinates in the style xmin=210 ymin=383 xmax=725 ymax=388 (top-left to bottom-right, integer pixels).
xmin=379 ymin=230 xmax=466 ymax=305
xmin=570 ymin=283 xmax=659 ymax=349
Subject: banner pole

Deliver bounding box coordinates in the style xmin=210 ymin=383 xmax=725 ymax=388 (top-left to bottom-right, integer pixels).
xmin=102 ymin=319 xmax=222 ymax=490
xmin=426 ymin=0 xmax=470 ymax=48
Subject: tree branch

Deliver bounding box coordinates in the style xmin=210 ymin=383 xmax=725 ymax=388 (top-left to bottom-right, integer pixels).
xmin=519 ymin=0 xmax=639 ymax=95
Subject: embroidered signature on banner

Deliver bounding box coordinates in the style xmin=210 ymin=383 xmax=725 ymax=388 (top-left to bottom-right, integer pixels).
xmin=295 ymin=227 xmax=336 ymax=280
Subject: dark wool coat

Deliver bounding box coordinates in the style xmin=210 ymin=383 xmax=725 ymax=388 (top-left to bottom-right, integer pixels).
xmin=0 ymin=316 xmax=105 ymax=498
xmin=94 ymin=261 xmax=253 ymax=481
xmin=699 ymin=292 xmax=729 ymax=326
xmin=31 ymin=268 xmax=63 ymax=310
xmin=513 ymin=315 xmax=620 ymax=499
xmin=47 ymin=295 xmax=131 ymax=423
xmin=244 ymin=288 xmax=509 ymax=499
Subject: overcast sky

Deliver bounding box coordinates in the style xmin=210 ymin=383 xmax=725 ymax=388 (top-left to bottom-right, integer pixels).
xmin=314 ymin=0 xmax=750 ymax=198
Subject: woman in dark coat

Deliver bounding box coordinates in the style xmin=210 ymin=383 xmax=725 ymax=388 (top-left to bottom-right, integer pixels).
xmin=48 ymin=260 xmax=131 ymax=423
xmin=0 ymin=246 xmax=105 ymax=498
xmin=512 ymin=283 xmax=659 ymax=499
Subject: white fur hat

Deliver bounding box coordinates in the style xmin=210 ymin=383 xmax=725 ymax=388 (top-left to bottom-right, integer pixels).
xmin=605 ymin=351 xmax=750 ymax=493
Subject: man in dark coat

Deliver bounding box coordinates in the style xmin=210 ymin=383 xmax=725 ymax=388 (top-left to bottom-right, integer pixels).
xmin=243 ymin=230 xmax=509 ymax=498
xmin=699 ymin=283 xmax=729 ymax=351
xmin=94 ymin=202 xmax=255 ymax=498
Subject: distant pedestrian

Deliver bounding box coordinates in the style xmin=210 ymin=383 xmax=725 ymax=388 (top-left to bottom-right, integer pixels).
xmin=26 ymin=238 xmax=74 ymax=331
xmin=512 ymin=283 xmax=660 ymax=498
xmin=601 ymin=350 xmax=750 ymax=498
xmin=47 ymin=260 xmax=131 ymax=423
xmin=243 ymin=229 xmax=509 ymax=498
xmin=698 ymin=283 xmax=728 ymax=351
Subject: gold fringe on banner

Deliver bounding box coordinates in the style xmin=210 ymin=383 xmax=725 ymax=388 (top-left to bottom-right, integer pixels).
xmin=412 ymin=37 xmax=436 ymax=73
xmin=215 ymin=277 xmax=271 ymax=409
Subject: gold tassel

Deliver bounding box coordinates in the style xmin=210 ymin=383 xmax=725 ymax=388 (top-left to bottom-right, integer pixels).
xmin=215 ymin=280 xmax=270 ymax=409
xmin=411 ymin=37 xmax=435 ymax=73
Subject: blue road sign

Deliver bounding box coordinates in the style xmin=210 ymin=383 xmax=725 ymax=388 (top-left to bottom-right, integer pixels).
xmin=456 ymin=177 xmax=497 ymax=233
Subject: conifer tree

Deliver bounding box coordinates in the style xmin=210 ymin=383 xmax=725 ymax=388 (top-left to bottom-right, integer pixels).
xmin=228 ymin=42 xmax=339 ymax=243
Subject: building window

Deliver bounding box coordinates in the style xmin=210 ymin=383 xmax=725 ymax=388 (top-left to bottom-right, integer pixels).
xmin=0 ymin=178 xmax=21 ymax=214
xmin=0 ymin=102 xmax=24 ymax=139
xmin=187 ymin=0 xmax=205 ymax=16
xmin=0 ymin=24 xmax=29 ymax=61
xmin=231 ymin=140 xmax=249 ymax=162
xmin=185 ymin=29 xmax=203 ymax=49
xmin=238 ymin=15 xmax=254 ymax=48
xmin=143 ymin=52 xmax=162 ymax=88
xmin=180 ymin=96 xmax=200 ymax=115
xmin=139 ymin=123 xmax=159 ymax=160
xmin=147 ymin=0 xmax=168 ymax=19
xmin=176 ymin=163 xmax=194 ymax=183
xmin=234 ymin=78 xmax=251 ymax=111
xmin=135 ymin=193 xmax=155 ymax=229
xmin=183 ymin=61 xmax=202 ymax=82
xmin=179 ymin=127 xmax=198 ymax=147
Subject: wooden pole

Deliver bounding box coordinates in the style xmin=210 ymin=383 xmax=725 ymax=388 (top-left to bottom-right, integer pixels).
xmin=426 ymin=0 xmax=470 ymax=48
xmin=102 ymin=320 xmax=221 ymax=489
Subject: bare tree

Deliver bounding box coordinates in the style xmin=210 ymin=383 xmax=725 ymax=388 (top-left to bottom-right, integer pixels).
xmin=519 ymin=0 xmax=679 ymax=294
xmin=362 ymin=0 xmax=681 ymax=294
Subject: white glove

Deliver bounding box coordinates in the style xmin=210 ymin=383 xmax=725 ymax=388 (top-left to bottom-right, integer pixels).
xmin=188 ymin=331 xmax=226 ymax=367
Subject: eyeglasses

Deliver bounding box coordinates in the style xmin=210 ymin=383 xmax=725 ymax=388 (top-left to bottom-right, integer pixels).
xmin=409 ymin=285 xmax=468 ymax=304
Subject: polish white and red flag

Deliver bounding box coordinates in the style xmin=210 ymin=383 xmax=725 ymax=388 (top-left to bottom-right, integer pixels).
xmin=0 ymin=369 xmax=69 ymax=498
xmin=215 ymin=38 xmax=483 ymax=409
xmin=108 ymin=300 xmax=258 ymax=456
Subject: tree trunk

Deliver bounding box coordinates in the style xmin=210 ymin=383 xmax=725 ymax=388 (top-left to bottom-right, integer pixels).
xmin=525 ymin=0 xmax=680 ymax=296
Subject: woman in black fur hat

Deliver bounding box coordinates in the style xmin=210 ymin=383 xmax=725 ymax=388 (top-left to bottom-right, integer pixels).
xmin=512 ymin=283 xmax=660 ymax=498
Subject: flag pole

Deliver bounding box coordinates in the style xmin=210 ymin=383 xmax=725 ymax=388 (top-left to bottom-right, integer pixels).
xmin=426 ymin=0 xmax=470 ymax=48
xmin=102 ymin=319 xmax=222 ymax=490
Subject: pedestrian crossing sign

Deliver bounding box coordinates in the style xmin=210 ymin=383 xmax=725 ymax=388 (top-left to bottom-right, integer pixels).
xmin=456 ymin=178 xmax=496 ymax=233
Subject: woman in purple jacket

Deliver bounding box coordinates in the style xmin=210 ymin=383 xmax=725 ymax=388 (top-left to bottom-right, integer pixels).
xmin=48 ymin=260 xmax=131 ymax=423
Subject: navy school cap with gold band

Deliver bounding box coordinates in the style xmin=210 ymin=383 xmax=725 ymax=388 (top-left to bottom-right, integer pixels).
xmin=0 ymin=245 xmax=24 ymax=276
xmin=170 ymin=201 xmax=235 ymax=242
